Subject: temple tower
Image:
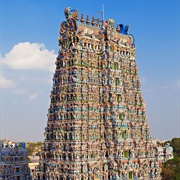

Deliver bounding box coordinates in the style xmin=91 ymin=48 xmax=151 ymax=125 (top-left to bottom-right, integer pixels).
xmin=37 ymin=8 xmax=161 ymax=180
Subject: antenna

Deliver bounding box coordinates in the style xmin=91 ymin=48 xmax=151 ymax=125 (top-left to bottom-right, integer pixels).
xmin=102 ymin=4 xmax=104 ymax=21
xmin=97 ymin=4 xmax=104 ymax=22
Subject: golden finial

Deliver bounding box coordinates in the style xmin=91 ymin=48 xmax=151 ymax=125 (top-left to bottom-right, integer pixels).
xmin=96 ymin=18 xmax=100 ymax=27
xmin=91 ymin=17 xmax=95 ymax=26
xmin=86 ymin=15 xmax=90 ymax=25
xmin=81 ymin=14 xmax=84 ymax=23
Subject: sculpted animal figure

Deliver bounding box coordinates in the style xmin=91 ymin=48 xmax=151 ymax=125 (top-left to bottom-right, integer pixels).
xmin=64 ymin=7 xmax=78 ymax=19
xmin=119 ymin=24 xmax=129 ymax=35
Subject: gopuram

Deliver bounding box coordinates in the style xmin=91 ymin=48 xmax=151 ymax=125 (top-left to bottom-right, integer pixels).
xmin=0 ymin=140 xmax=31 ymax=179
xmin=36 ymin=8 xmax=161 ymax=180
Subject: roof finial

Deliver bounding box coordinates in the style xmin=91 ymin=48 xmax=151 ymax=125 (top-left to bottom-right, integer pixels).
xmin=91 ymin=17 xmax=95 ymax=26
xmin=81 ymin=13 xmax=84 ymax=23
xmin=86 ymin=15 xmax=90 ymax=25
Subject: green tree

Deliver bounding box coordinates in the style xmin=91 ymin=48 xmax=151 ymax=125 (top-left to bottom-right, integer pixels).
xmin=161 ymin=138 xmax=180 ymax=180
xmin=170 ymin=138 xmax=180 ymax=156
xmin=161 ymin=166 xmax=174 ymax=180
xmin=26 ymin=142 xmax=42 ymax=156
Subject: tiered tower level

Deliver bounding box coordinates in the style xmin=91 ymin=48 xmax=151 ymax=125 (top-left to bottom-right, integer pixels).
xmin=0 ymin=140 xmax=31 ymax=179
xmin=38 ymin=8 xmax=161 ymax=180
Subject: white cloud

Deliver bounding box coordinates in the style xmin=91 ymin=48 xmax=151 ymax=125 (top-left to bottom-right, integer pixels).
xmin=161 ymin=85 xmax=169 ymax=89
xmin=13 ymin=88 xmax=28 ymax=95
xmin=0 ymin=74 xmax=15 ymax=89
xmin=28 ymin=91 xmax=41 ymax=102
xmin=3 ymin=42 xmax=56 ymax=72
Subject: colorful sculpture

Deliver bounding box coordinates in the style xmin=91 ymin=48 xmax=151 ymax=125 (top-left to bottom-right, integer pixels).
xmin=0 ymin=140 xmax=31 ymax=180
xmin=35 ymin=7 xmax=161 ymax=180
xmin=119 ymin=24 xmax=129 ymax=35
xmin=64 ymin=7 xmax=78 ymax=20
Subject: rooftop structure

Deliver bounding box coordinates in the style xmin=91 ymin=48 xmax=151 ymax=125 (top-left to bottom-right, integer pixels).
xmin=0 ymin=139 xmax=31 ymax=180
xmin=152 ymin=139 xmax=174 ymax=164
xmin=29 ymin=156 xmax=39 ymax=179
xmin=35 ymin=8 xmax=161 ymax=180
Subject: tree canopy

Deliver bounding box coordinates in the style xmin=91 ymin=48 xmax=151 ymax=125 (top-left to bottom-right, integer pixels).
xmin=26 ymin=142 xmax=42 ymax=156
xmin=161 ymin=138 xmax=180 ymax=180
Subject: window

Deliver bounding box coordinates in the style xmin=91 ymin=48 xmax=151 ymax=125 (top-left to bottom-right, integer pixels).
xmin=129 ymin=172 xmax=133 ymax=179
xmin=62 ymin=154 xmax=66 ymax=160
xmin=115 ymin=78 xmax=120 ymax=85
xmin=119 ymin=114 xmax=123 ymax=120
xmin=114 ymin=62 xmax=118 ymax=70
xmin=116 ymin=94 xmax=120 ymax=102
xmin=124 ymin=151 xmax=128 ymax=158
xmin=122 ymin=131 xmax=126 ymax=139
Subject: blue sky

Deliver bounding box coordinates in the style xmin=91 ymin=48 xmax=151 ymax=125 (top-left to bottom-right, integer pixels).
xmin=0 ymin=0 xmax=179 ymax=142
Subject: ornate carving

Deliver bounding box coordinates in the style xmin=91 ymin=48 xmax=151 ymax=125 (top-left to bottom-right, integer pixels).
xmin=60 ymin=18 xmax=77 ymax=36
xmin=35 ymin=7 xmax=162 ymax=180
xmin=119 ymin=24 xmax=129 ymax=35
xmin=64 ymin=7 xmax=78 ymax=20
